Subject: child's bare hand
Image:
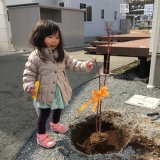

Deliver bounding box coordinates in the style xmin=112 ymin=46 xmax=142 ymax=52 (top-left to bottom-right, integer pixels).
xmin=29 ymin=88 xmax=37 ymax=96
xmin=86 ymin=61 xmax=93 ymax=71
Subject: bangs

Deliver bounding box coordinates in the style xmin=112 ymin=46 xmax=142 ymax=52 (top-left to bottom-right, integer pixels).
xmin=43 ymin=20 xmax=59 ymax=36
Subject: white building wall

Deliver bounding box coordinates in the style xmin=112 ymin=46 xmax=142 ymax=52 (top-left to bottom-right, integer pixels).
xmin=5 ymin=0 xmax=32 ymax=6
xmin=54 ymin=0 xmax=127 ymax=38
xmin=5 ymin=0 xmax=54 ymax=6
xmin=0 ymin=0 xmax=12 ymax=53
xmin=54 ymin=0 xmax=70 ymax=7
xmin=5 ymin=0 xmax=55 ymax=6
xmin=5 ymin=0 xmax=128 ymax=43
xmin=33 ymin=0 xmax=55 ymax=6
xmin=79 ymin=0 xmax=112 ymax=37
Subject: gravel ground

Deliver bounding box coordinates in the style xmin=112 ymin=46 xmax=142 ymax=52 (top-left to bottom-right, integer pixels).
xmin=0 ymin=46 xmax=137 ymax=160
xmin=15 ymin=75 xmax=160 ymax=160
xmin=0 ymin=30 xmax=153 ymax=160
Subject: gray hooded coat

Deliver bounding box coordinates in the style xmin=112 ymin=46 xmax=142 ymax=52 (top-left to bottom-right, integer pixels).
xmin=23 ymin=48 xmax=89 ymax=105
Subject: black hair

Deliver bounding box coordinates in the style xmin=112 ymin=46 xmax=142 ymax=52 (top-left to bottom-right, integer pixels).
xmin=28 ymin=19 xmax=64 ymax=62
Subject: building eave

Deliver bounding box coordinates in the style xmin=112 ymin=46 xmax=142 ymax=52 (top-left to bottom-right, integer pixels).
xmin=124 ymin=0 xmax=133 ymax=3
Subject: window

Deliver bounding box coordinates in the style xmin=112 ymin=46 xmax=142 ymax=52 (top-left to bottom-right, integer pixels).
xmin=59 ymin=2 xmax=64 ymax=7
xmin=80 ymin=3 xmax=92 ymax=22
xmin=80 ymin=3 xmax=86 ymax=9
xmin=80 ymin=3 xmax=86 ymax=21
xmin=114 ymin=11 xmax=117 ymax=20
xmin=101 ymin=9 xmax=104 ymax=19
xmin=87 ymin=6 xmax=92 ymax=21
xmin=142 ymin=16 xmax=148 ymax=20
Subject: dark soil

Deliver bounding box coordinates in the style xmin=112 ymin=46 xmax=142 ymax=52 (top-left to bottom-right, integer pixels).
xmin=74 ymin=121 xmax=125 ymax=154
xmin=70 ymin=111 xmax=160 ymax=159
xmin=71 ymin=114 xmax=126 ymax=155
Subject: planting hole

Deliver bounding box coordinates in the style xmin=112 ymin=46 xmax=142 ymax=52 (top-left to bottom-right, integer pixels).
xmin=69 ymin=111 xmax=160 ymax=158
xmin=70 ymin=115 xmax=128 ymax=154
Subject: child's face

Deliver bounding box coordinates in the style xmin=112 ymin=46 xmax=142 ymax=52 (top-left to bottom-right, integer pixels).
xmin=44 ymin=31 xmax=60 ymax=51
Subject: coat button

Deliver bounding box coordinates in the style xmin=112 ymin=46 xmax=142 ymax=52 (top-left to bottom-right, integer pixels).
xmin=51 ymin=92 xmax=53 ymax=94
xmin=55 ymin=71 xmax=57 ymax=73
xmin=53 ymin=82 xmax=55 ymax=84
xmin=50 ymin=101 xmax=52 ymax=103
xmin=53 ymin=61 xmax=55 ymax=63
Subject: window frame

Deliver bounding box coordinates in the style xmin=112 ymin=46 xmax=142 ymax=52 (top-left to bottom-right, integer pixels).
xmin=114 ymin=11 xmax=117 ymax=20
xmin=59 ymin=2 xmax=64 ymax=7
xmin=80 ymin=3 xmax=86 ymax=21
xmin=101 ymin=9 xmax=104 ymax=19
xmin=80 ymin=3 xmax=92 ymax=22
xmin=86 ymin=5 xmax=92 ymax=22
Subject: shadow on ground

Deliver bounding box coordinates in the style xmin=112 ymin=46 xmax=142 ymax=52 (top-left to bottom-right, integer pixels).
xmin=112 ymin=60 xmax=151 ymax=82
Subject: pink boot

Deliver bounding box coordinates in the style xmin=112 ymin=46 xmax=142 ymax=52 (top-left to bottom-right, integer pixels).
xmin=37 ymin=133 xmax=56 ymax=148
xmin=50 ymin=122 xmax=68 ymax=133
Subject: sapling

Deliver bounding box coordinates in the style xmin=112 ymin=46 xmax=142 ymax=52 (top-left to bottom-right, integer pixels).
xmin=78 ymin=22 xmax=114 ymax=132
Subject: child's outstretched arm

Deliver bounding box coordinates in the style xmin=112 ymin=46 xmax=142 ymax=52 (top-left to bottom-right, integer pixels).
xmin=65 ymin=51 xmax=93 ymax=72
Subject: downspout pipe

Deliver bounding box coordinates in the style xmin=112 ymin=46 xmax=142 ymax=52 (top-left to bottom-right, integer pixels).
xmin=147 ymin=0 xmax=160 ymax=88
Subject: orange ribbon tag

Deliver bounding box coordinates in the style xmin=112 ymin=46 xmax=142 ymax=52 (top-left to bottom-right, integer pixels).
xmin=78 ymin=86 xmax=109 ymax=113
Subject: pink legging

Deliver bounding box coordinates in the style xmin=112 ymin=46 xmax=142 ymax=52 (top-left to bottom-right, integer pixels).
xmin=37 ymin=108 xmax=62 ymax=134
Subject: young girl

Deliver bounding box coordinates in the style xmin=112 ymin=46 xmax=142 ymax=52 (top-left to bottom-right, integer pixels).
xmin=23 ymin=19 xmax=93 ymax=148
